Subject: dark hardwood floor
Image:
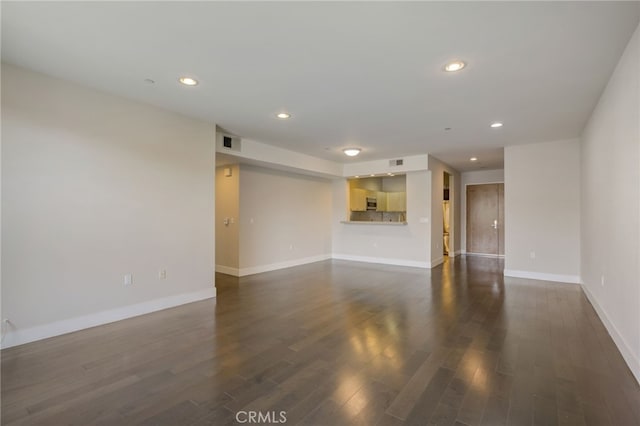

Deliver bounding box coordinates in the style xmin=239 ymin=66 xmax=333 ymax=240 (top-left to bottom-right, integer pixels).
xmin=2 ymin=257 xmax=639 ymax=425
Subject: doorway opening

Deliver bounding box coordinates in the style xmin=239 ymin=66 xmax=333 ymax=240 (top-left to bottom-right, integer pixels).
xmin=443 ymin=172 xmax=452 ymax=257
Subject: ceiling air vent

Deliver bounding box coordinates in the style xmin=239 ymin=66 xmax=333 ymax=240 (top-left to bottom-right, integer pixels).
xmin=389 ymin=159 xmax=404 ymax=167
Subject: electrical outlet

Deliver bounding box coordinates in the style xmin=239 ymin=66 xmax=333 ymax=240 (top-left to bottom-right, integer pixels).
xmin=601 ymin=275 xmax=605 ymax=287
xmin=530 ymin=251 xmax=536 ymax=259
xmin=159 ymin=269 xmax=167 ymax=280
xmin=124 ymin=274 xmax=133 ymax=286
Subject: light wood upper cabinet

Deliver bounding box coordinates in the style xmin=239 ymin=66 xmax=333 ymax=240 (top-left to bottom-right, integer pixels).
xmin=387 ymin=192 xmax=406 ymax=212
xmin=350 ymin=188 xmax=367 ymax=211
xmin=376 ymin=192 xmax=387 ymax=211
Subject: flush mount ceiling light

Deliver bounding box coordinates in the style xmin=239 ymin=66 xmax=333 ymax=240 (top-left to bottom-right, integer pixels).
xmin=343 ymin=148 xmax=361 ymax=157
xmin=444 ymin=61 xmax=466 ymax=72
xmin=276 ymin=112 xmax=291 ymax=119
xmin=490 ymin=122 xmax=503 ymax=128
xmin=470 ymin=157 xmax=478 ymax=162
xmin=178 ymin=76 xmax=198 ymax=86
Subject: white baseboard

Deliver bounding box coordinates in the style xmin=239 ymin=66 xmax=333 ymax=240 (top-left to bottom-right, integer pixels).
xmin=1 ymin=287 xmax=216 ymax=349
xmin=238 ymin=254 xmax=331 ymax=277
xmin=431 ymin=257 xmax=444 ymax=268
xmin=332 ymin=254 xmax=431 ymax=269
xmin=503 ymin=269 xmax=581 ymax=284
xmin=215 ymin=264 xmax=240 ymax=276
xmin=582 ymin=283 xmax=640 ymax=385
xmin=466 ymin=252 xmax=505 ymax=258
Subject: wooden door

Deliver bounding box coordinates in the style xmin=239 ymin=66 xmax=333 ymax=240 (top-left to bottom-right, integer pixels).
xmin=466 ymin=183 xmax=504 ymax=255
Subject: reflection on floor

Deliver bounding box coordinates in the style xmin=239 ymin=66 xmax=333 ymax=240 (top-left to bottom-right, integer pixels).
xmin=2 ymin=256 xmax=639 ymax=425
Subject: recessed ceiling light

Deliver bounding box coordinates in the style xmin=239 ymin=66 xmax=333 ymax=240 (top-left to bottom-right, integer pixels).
xmin=444 ymin=61 xmax=466 ymax=72
xmin=490 ymin=122 xmax=503 ymax=128
xmin=370 ymin=174 xmax=375 ymax=177
xmin=388 ymin=173 xmax=394 ymax=176
xmin=354 ymin=176 xmax=360 ymax=178
xmin=470 ymin=157 xmax=478 ymax=162
xmin=276 ymin=112 xmax=291 ymax=119
xmin=343 ymin=148 xmax=361 ymax=157
xmin=178 ymin=76 xmax=198 ymax=86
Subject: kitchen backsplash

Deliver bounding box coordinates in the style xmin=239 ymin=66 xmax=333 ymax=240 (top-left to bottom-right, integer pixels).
xmin=350 ymin=211 xmax=406 ymax=222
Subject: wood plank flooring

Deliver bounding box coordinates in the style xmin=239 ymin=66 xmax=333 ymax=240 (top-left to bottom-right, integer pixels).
xmin=2 ymin=257 xmax=639 ymax=425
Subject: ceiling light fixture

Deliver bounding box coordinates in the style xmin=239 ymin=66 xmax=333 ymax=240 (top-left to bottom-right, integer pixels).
xmin=444 ymin=61 xmax=466 ymax=72
xmin=490 ymin=122 xmax=503 ymax=128
xmin=470 ymin=157 xmax=478 ymax=162
xmin=178 ymin=76 xmax=198 ymax=86
xmin=343 ymin=148 xmax=361 ymax=157
xmin=276 ymin=112 xmax=291 ymax=119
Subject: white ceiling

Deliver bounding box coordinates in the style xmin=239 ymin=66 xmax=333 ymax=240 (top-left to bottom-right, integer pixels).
xmin=2 ymin=2 xmax=638 ymax=172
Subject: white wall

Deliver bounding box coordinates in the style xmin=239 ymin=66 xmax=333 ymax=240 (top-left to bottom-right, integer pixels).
xmin=580 ymin=23 xmax=640 ymax=383
xmin=504 ymin=139 xmax=581 ymax=283
xmin=217 ymin=137 xmax=342 ymax=178
xmin=343 ymin=154 xmax=429 ymax=177
xmin=332 ymin=171 xmax=432 ymax=268
xmin=215 ymin=165 xmax=240 ymax=273
xmin=428 ymin=156 xmax=461 ymax=264
xmin=461 ymin=169 xmax=505 ymax=252
xmin=238 ymin=165 xmax=332 ymax=275
xmin=1 ymin=64 xmax=216 ymax=347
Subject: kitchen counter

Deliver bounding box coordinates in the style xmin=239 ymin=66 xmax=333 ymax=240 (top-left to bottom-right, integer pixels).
xmin=340 ymin=221 xmax=408 ymax=226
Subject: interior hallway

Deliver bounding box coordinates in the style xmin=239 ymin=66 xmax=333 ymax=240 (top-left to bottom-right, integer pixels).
xmin=2 ymin=257 xmax=639 ymax=425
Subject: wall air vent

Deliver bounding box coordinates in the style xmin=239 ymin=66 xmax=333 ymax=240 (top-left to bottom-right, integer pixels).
xmin=389 ymin=159 xmax=404 ymax=167
xmin=217 ymin=133 xmax=242 ymax=152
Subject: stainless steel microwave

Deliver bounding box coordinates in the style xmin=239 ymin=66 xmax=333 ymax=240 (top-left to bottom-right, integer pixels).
xmin=366 ymin=197 xmax=377 ymax=210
